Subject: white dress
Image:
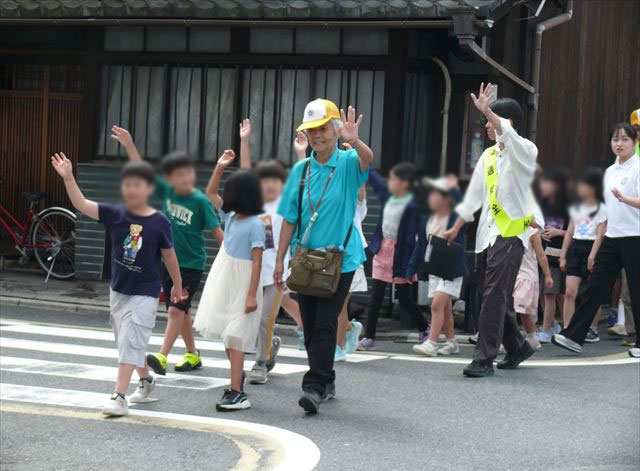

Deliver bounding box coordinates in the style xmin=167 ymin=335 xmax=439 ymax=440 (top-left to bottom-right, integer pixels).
xmin=193 ymin=213 xmax=265 ymax=353
xmin=350 ymin=197 xmax=369 ymax=293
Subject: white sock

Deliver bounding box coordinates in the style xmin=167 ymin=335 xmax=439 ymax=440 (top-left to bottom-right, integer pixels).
xmin=616 ymin=299 xmax=625 ymax=325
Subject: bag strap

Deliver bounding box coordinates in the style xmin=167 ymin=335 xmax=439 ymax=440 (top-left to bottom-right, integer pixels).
xmin=297 ymin=160 xmax=311 ymax=242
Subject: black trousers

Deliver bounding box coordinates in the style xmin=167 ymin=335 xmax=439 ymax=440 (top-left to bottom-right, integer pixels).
xmin=473 ymin=236 xmax=527 ymax=363
xmin=364 ymin=279 xmax=428 ymax=340
xmin=561 ymin=236 xmax=640 ymax=347
xmin=298 ymin=272 xmax=354 ymax=395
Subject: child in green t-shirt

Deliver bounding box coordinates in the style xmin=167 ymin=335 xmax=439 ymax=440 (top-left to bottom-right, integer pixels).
xmin=112 ymin=126 xmax=224 ymax=375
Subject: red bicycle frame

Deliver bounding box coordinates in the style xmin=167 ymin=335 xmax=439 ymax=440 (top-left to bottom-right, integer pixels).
xmin=0 ymin=202 xmax=51 ymax=250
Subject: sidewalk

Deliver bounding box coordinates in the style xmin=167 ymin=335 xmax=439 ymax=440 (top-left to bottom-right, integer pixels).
xmin=0 ymin=269 xmax=412 ymax=340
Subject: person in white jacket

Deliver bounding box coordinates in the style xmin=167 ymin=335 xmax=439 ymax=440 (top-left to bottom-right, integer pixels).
xmin=444 ymin=83 xmax=538 ymax=378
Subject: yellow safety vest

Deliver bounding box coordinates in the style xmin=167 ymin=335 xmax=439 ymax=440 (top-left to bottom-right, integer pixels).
xmin=483 ymin=146 xmax=533 ymax=238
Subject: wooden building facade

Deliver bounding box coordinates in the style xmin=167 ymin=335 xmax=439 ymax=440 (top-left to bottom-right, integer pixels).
xmin=1 ymin=0 xmax=639 ymax=264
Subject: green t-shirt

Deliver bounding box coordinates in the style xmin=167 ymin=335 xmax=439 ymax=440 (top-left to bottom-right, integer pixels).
xmin=155 ymin=176 xmax=220 ymax=271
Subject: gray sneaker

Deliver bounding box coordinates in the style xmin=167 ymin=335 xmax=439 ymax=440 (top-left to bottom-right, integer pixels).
xmin=248 ymin=363 xmax=268 ymax=384
xmin=266 ymin=336 xmax=281 ymax=372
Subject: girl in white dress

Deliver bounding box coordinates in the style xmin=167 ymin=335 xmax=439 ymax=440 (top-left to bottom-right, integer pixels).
xmin=195 ymin=150 xmax=265 ymax=411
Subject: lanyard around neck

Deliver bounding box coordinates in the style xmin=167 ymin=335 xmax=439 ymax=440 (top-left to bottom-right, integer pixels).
xmin=307 ymin=160 xmax=336 ymax=215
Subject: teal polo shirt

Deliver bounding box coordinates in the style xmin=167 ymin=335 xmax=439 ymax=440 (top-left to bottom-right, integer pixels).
xmin=278 ymin=147 xmax=369 ymax=273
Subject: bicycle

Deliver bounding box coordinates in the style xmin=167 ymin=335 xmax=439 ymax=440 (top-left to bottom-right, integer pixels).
xmin=0 ymin=182 xmax=76 ymax=282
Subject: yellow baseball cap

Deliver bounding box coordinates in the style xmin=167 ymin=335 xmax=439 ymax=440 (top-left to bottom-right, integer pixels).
xmin=630 ymin=108 xmax=640 ymax=126
xmin=297 ymin=98 xmax=341 ymax=132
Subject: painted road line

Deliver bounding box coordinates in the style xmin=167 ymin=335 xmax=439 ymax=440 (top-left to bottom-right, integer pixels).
xmin=0 ymin=383 xmax=320 ymax=471
xmin=0 ymin=320 xmax=387 ymax=363
xmin=390 ymin=353 xmax=640 ymax=367
xmin=0 ymin=337 xmax=308 ymax=375
xmin=0 ymin=356 xmax=228 ymax=390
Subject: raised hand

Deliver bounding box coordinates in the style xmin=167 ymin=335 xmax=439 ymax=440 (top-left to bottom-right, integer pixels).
xmin=239 ymin=118 xmax=251 ymax=140
xmin=339 ymin=105 xmax=363 ymax=144
xmin=50 ymin=152 xmax=73 ymax=179
xmin=217 ymin=149 xmax=236 ymax=168
xmin=470 ymin=82 xmax=493 ymax=114
xmin=294 ymin=131 xmax=309 ymax=155
xmin=111 ymin=125 xmax=134 ymax=149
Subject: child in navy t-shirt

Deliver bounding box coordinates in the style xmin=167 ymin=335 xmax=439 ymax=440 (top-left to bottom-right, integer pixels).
xmin=51 ymin=152 xmax=183 ymax=417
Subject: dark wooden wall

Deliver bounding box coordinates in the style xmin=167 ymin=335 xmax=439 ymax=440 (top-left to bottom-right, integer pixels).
xmin=535 ymin=0 xmax=640 ymax=171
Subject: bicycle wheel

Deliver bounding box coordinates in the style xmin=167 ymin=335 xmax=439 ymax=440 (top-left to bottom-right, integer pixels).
xmin=31 ymin=209 xmax=76 ymax=279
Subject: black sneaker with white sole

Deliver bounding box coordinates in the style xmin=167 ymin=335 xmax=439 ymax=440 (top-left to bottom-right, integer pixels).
xmin=584 ymin=328 xmax=600 ymax=343
xmin=551 ymin=333 xmax=582 ymax=353
xmin=216 ymin=389 xmax=251 ymax=411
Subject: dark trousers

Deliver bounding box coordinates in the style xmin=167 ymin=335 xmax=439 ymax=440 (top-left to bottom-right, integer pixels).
xmin=473 ymin=236 xmax=527 ymax=364
xmin=561 ymin=237 xmax=640 ymax=347
xmin=364 ymin=279 xmax=428 ymax=340
xmin=298 ymin=272 xmax=354 ymax=395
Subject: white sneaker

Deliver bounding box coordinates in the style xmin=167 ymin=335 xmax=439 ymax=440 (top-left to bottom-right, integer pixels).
xmin=248 ymin=363 xmax=268 ymax=384
xmin=129 ymin=377 xmax=155 ymax=404
xmin=413 ymin=340 xmax=438 ymax=356
xmin=629 ymin=347 xmax=640 ymax=358
xmin=608 ymin=324 xmax=628 ymax=337
xmin=102 ymin=393 xmax=128 ymax=416
xmin=526 ymin=333 xmax=542 ymax=350
xmin=538 ymin=328 xmax=553 ymax=343
xmin=437 ymin=340 xmax=460 ymax=356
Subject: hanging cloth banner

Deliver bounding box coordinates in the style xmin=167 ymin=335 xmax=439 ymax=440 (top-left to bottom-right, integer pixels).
xmin=483 ymin=145 xmax=533 ymax=237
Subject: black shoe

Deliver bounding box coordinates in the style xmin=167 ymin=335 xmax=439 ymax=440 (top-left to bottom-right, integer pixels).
xmin=463 ymin=361 xmax=494 ymax=378
xmin=584 ymin=328 xmax=600 ymax=343
xmin=298 ymin=390 xmax=322 ymax=414
xmin=468 ymin=334 xmax=478 ymax=345
xmin=321 ymin=383 xmax=336 ymax=403
xmin=497 ymin=342 xmax=535 ymax=369
xmin=216 ymin=389 xmax=251 ymax=411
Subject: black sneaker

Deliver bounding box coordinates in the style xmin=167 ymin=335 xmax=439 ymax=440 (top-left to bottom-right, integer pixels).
xmin=298 ymin=390 xmax=322 ymax=414
xmin=462 ymin=361 xmax=494 ymax=378
xmin=216 ymin=389 xmax=251 ymax=411
xmin=468 ymin=334 xmax=478 ymax=345
xmin=497 ymin=342 xmax=535 ymax=369
xmin=584 ymin=328 xmax=600 ymax=343
xmin=321 ymin=383 xmax=336 ymax=403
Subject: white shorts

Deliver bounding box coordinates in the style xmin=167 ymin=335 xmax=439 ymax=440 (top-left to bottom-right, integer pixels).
xmin=349 ymin=266 xmax=368 ymax=293
xmin=109 ymin=289 xmax=159 ymax=368
xmin=428 ymin=275 xmax=463 ymax=299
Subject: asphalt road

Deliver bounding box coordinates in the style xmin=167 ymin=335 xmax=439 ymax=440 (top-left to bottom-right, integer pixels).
xmin=1 ymin=304 xmax=639 ymax=471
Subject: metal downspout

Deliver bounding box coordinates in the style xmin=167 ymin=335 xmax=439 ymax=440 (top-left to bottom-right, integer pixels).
xmin=431 ymin=57 xmax=452 ymax=176
xmin=528 ymin=0 xmax=574 ymax=141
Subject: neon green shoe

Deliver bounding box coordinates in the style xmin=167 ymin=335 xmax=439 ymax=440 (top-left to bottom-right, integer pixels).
xmin=175 ymin=351 xmax=203 ymax=372
xmin=146 ymin=352 xmax=168 ymax=376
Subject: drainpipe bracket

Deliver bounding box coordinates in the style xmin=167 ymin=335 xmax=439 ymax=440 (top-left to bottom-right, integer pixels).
xmin=527 ymin=92 xmax=539 ymax=109
xmin=451 ymin=7 xmax=479 ymax=39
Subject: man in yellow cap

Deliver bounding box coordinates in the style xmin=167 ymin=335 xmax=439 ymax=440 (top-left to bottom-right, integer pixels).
xmin=630 ymin=108 xmax=640 ymax=157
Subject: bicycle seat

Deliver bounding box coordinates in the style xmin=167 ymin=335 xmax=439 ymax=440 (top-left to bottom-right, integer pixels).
xmin=23 ymin=192 xmax=46 ymax=202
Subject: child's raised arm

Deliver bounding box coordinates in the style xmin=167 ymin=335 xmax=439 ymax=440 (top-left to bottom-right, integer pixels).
xmin=111 ymin=126 xmax=142 ymax=161
xmin=532 ymin=231 xmax=554 ymax=289
xmin=559 ymin=219 xmax=575 ymax=272
xmin=239 ymin=119 xmax=252 ymax=169
xmin=50 ymin=153 xmax=99 ymax=221
xmin=205 ymin=149 xmax=236 ymax=210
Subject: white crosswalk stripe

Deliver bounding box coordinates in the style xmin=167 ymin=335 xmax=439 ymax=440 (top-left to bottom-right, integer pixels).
xmin=1 ymin=319 xmax=388 ymax=363
xmin=0 ymin=337 xmax=309 ymax=375
xmin=0 ymin=355 xmax=228 ymax=390
xmin=0 ymin=318 xmax=388 ymax=396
